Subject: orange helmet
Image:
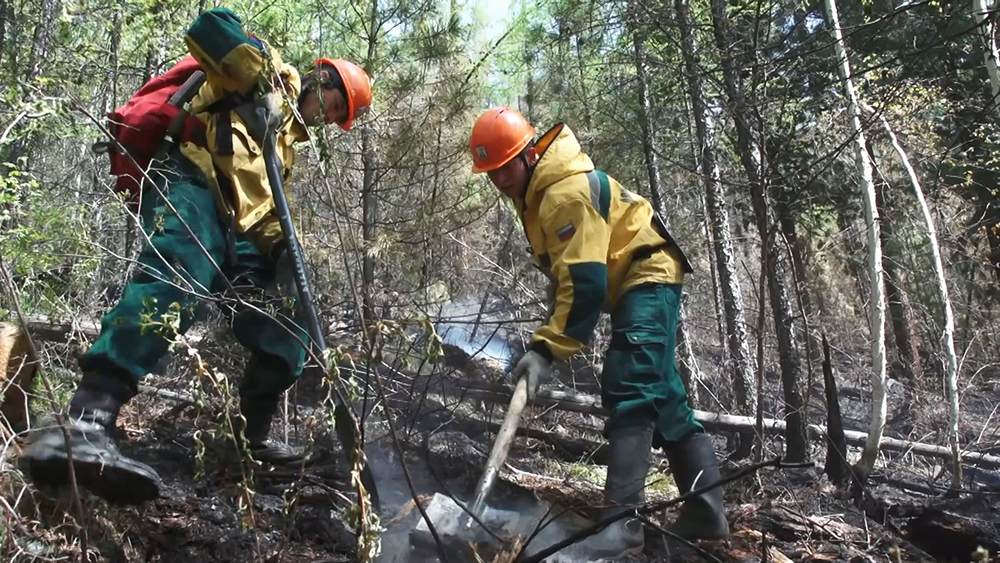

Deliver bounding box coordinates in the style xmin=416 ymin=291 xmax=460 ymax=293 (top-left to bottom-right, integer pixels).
xmin=469 ymin=107 xmax=535 ymax=173
xmin=314 ymin=58 xmax=372 ymax=131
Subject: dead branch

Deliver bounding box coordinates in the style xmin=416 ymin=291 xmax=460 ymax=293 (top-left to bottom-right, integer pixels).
xmin=463 ymin=385 xmax=1000 ymax=468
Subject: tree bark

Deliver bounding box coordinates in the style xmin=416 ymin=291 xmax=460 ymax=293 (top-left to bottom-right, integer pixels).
xmin=674 ymin=0 xmax=757 ymax=421
xmin=867 ymin=104 xmax=963 ymax=489
xmin=107 ymin=0 xmax=124 ymax=112
xmin=361 ymin=134 xmax=377 ymax=325
xmin=677 ymin=298 xmax=701 ymax=407
xmin=775 ymin=190 xmax=823 ymax=372
xmin=6 ymin=0 xmax=56 ymax=168
xmin=822 ymin=334 xmax=849 ymax=486
xmin=754 ymin=238 xmax=767 ymax=462
xmin=707 ymin=0 xmax=806 ymax=460
xmin=23 ymin=0 xmax=55 ymax=85
xmin=974 ymin=0 xmax=1000 ymax=105
xmin=703 ymin=196 xmax=727 ymax=349
xmin=872 ymin=173 xmax=921 ymax=385
xmin=629 ymin=11 xmax=665 ymax=217
xmin=823 ymin=0 xmax=888 ymax=481
xmin=0 ymin=0 xmax=6 ymax=72
xmin=361 ymin=0 xmax=380 ymax=327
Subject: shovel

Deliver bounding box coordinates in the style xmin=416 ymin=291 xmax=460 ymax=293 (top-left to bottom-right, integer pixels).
xmin=256 ymin=106 xmax=380 ymax=511
xmin=411 ymin=375 xmax=530 ymax=557
xmin=468 ymin=375 xmax=530 ymax=518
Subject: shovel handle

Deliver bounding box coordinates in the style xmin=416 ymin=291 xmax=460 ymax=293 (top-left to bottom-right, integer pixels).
xmin=468 ymin=376 xmax=529 ymax=518
xmin=257 ymin=108 xmax=380 ymax=511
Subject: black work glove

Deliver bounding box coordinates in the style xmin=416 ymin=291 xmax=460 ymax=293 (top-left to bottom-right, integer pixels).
xmin=510 ymin=350 xmax=552 ymax=400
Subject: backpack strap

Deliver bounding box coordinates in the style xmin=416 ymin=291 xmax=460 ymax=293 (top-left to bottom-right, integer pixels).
xmin=152 ymin=71 xmax=208 ymax=160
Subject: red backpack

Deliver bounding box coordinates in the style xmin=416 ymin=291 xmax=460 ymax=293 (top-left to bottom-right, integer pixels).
xmin=99 ymin=57 xmax=207 ymax=201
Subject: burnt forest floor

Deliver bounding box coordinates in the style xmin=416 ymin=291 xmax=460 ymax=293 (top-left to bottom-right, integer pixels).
xmin=1 ymin=322 xmax=999 ymax=563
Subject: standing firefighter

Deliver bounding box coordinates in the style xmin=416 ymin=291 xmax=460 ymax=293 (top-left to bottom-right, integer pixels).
xmin=470 ymin=107 xmax=729 ymax=558
xmin=21 ymin=8 xmax=372 ymax=505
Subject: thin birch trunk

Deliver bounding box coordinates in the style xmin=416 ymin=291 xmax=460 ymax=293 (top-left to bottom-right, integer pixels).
xmin=865 ymin=103 xmax=962 ymax=490
xmin=823 ymin=0 xmax=888 ymax=480
xmin=973 ymin=0 xmax=1000 ymax=104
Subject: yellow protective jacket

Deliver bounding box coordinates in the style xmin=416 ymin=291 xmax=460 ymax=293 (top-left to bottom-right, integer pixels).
xmin=518 ymin=124 xmax=693 ymax=362
xmin=178 ymin=8 xmax=309 ymax=256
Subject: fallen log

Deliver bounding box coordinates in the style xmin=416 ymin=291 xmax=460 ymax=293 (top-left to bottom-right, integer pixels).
xmin=21 ymin=315 xmax=203 ymax=345
xmin=461 ymin=415 xmax=610 ymax=465
xmin=461 ymin=384 xmax=1000 ymax=468
xmin=22 ymin=315 xmax=101 ymax=343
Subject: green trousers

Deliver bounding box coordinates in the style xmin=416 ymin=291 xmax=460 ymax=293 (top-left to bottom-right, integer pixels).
xmin=79 ymin=153 xmax=308 ymax=407
xmin=601 ymin=283 xmax=703 ymax=448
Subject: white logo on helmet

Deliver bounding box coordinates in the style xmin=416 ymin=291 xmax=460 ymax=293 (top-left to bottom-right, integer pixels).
xmin=476 ymin=146 xmax=488 ymax=160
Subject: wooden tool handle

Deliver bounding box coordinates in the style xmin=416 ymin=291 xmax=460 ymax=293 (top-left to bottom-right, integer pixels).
xmin=468 ymin=376 xmax=529 ymax=518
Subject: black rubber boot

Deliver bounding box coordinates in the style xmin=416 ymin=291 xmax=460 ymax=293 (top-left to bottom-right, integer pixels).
xmin=568 ymin=421 xmax=654 ymax=561
xmin=665 ymin=432 xmax=730 ymax=540
xmin=19 ymin=386 xmax=162 ymax=505
xmin=240 ymin=396 xmax=304 ymax=464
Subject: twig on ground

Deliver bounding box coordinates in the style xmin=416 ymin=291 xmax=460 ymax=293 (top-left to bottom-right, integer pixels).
xmin=637 ymin=514 xmax=724 ymax=563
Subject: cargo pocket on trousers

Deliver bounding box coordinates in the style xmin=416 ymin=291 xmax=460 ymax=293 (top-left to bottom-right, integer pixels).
xmin=603 ymin=329 xmax=668 ymax=389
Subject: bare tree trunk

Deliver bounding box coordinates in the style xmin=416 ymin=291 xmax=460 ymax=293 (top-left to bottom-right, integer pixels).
xmin=0 ymin=0 xmax=6 ymax=71
xmin=703 ymin=196 xmax=726 ymax=349
xmin=708 ymin=0 xmax=806 ymax=460
xmin=675 ymin=0 xmax=756 ymax=423
xmin=868 ymin=105 xmax=963 ymax=489
xmin=360 ymin=0 xmax=380 ymax=327
xmin=6 ymin=0 xmax=56 ymax=168
xmin=823 ymin=0 xmax=888 ymax=481
xmin=677 ymin=298 xmax=701 ymax=407
xmin=775 ymin=191 xmax=823 ymax=370
xmin=107 ymin=0 xmax=123 ymax=112
xmin=630 ymin=12 xmax=665 ymax=217
xmin=361 ymin=131 xmax=377 ymax=326
xmin=754 ymin=240 xmax=768 ymax=462
xmin=23 ymin=0 xmax=55 ymax=85
xmin=822 ymin=334 xmax=849 ymax=486
xmin=872 ymin=175 xmax=921 ymax=385
xmin=974 ymin=0 xmax=1000 ymax=104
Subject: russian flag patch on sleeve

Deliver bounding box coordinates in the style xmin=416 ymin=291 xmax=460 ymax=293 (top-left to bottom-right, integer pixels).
xmin=556 ymin=223 xmax=576 ymax=242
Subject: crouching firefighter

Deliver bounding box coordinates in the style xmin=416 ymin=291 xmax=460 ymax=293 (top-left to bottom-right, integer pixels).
xmin=469 ymin=108 xmax=730 ymax=558
xmin=20 ymin=8 xmax=372 ymax=505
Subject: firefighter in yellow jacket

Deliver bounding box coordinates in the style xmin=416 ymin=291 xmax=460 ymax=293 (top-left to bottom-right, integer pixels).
xmin=21 ymin=8 xmax=372 ymax=505
xmin=470 ymin=107 xmax=730 ymax=558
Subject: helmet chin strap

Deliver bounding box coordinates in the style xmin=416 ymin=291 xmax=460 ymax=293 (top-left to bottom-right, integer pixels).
xmin=515 ymin=151 xmax=536 ymax=199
